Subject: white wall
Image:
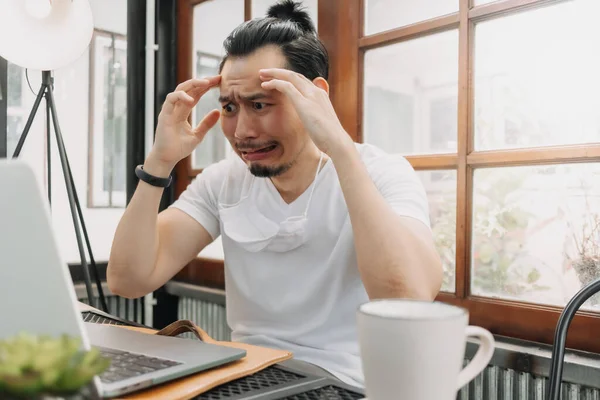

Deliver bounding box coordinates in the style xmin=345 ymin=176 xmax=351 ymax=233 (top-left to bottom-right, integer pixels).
xmin=14 ymin=0 xmax=127 ymax=264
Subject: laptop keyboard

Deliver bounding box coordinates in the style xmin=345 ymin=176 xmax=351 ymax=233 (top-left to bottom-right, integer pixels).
xmin=97 ymin=347 xmax=182 ymax=383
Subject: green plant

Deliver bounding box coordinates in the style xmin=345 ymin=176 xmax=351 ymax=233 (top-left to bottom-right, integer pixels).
xmin=431 ymin=190 xmax=457 ymax=292
xmin=0 ymin=332 xmax=110 ymax=398
xmin=471 ymin=169 xmax=547 ymax=297
xmin=567 ymin=205 xmax=600 ymax=306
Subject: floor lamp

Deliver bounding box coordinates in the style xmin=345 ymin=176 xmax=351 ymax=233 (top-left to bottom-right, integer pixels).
xmin=0 ymin=0 xmax=108 ymax=312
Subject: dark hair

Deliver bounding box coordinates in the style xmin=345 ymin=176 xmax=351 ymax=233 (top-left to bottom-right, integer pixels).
xmin=219 ymin=0 xmax=328 ymax=80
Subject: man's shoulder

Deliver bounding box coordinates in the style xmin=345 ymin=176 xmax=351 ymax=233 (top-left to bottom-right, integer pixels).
xmin=354 ymin=142 xmax=413 ymax=173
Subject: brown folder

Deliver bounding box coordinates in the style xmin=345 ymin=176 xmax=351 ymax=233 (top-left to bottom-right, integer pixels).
xmin=117 ymin=320 xmax=293 ymax=400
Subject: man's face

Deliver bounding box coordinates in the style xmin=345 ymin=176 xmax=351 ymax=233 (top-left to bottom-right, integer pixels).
xmin=219 ymin=46 xmax=307 ymax=177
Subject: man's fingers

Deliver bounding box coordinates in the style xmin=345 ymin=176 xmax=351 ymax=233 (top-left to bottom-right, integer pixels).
xmin=193 ymin=109 xmax=221 ymax=140
xmin=175 ymin=75 xmax=221 ymax=93
xmin=259 ymin=68 xmax=312 ymax=95
xmin=261 ymin=79 xmax=305 ymax=107
xmin=162 ymin=91 xmax=195 ymax=116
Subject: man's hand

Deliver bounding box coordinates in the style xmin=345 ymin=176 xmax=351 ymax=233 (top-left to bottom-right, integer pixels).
xmin=259 ymin=68 xmax=352 ymax=155
xmin=147 ymin=76 xmax=222 ymax=175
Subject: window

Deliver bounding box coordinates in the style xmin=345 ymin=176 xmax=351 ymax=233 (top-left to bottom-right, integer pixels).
xmin=319 ymin=0 xmax=600 ymax=353
xmin=471 ymin=164 xmax=600 ymax=310
xmin=363 ymin=30 xmax=459 ymax=155
xmin=89 ymin=30 xmax=128 ymax=208
xmin=364 ymin=0 xmax=458 ymax=35
xmin=474 ymin=2 xmax=600 ymax=150
xmin=416 ymin=170 xmax=457 ymax=292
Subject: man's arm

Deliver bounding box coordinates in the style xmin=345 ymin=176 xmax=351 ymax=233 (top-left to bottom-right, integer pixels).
xmin=330 ymin=142 xmax=443 ymax=300
xmin=107 ymin=76 xmax=222 ymax=299
xmin=107 ymin=158 xmax=214 ymax=299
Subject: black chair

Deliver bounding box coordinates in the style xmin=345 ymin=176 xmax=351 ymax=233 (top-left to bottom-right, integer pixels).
xmin=547 ymin=278 xmax=600 ymax=400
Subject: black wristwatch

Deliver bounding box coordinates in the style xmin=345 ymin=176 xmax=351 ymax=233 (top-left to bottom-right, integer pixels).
xmin=135 ymin=165 xmax=172 ymax=188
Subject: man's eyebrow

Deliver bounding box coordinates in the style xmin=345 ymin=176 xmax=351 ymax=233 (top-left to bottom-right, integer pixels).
xmin=218 ymin=93 xmax=270 ymax=103
xmin=218 ymin=95 xmax=232 ymax=103
xmin=241 ymin=93 xmax=270 ymax=102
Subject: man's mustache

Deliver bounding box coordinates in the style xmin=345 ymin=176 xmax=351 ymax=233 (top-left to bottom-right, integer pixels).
xmin=235 ymin=140 xmax=279 ymax=151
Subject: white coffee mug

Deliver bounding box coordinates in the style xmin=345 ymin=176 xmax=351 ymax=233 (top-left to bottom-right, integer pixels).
xmin=357 ymin=299 xmax=495 ymax=400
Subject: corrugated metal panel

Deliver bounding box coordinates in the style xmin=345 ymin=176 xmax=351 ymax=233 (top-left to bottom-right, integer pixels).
xmin=457 ymin=364 xmax=600 ymax=400
xmin=79 ymin=295 xmax=145 ymax=325
xmin=178 ymin=296 xmax=231 ymax=341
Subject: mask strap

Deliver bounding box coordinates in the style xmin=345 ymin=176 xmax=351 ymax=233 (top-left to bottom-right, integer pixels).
xmin=302 ymin=152 xmax=325 ymax=218
xmin=218 ymin=169 xmax=255 ymax=208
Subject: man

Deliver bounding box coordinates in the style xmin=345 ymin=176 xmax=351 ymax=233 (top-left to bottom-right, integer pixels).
xmin=107 ymin=0 xmax=442 ymax=387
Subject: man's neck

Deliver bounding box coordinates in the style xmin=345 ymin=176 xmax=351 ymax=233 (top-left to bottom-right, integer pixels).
xmin=270 ymin=145 xmax=325 ymax=204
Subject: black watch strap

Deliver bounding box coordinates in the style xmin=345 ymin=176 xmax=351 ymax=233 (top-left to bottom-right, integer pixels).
xmin=135 ymin=165 xmax=172 ymax=188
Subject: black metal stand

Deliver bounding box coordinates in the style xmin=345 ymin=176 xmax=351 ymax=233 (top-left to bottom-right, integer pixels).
xmin=547 ymin=278 xmax=600 ymax=400
xmin=12 ymin=70 xmax=108 ymax=312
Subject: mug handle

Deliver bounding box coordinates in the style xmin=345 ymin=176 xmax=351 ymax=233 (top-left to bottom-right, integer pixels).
xmin=456 ymin=326 xmax=495 ymax=389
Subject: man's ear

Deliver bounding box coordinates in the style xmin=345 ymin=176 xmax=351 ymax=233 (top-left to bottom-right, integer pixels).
xmin=313 ymin=77 xmax=330 ymax=94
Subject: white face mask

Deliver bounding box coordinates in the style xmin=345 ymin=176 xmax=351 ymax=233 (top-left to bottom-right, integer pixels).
xmin=219 ymin=153 xmax=325 ymax=253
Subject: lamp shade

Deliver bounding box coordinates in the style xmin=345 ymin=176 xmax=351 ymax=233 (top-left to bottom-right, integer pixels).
xmin=0 ymin=0 xmax=94 ymax=71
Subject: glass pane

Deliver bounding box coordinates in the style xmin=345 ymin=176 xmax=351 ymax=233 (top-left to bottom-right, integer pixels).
xmin=363 ymin=30 xmax=458 ymax=155
xmin=6 ymin=62 xmax=25 ymax=157
xmin=473 ymin=0 xmax=496 ymax=4
xmin=364 ymin=0 xmax=458 ymax=35
xmin=192 ymin=0 xmax=244 ymax=170
xmin=474 ymin=0 xmax=600 ymax=150
xmin=471 ymin=164 xmax=600 ymax=310
xmin=89 ymin=32 xmax=128 ymax=208
xmin=252 ymin=0 xmax=318 ymax=30
xmin=416 ymin=170 xmax=457 ymax=292
xmin=102 ymin=36 xmax=127 ymax=204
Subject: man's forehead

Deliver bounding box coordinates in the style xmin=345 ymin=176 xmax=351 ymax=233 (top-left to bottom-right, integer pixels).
xmin=218 ymin=75 xmax=269 ymax=102
xmin=220 ymin=46 xmax=287 ymax=81
xmin=218 ymin=47 xmax=287 ymax=100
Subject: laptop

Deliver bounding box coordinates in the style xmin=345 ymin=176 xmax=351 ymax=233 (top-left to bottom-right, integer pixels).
xmin=0 ymin=160 xmax=246 ymax=398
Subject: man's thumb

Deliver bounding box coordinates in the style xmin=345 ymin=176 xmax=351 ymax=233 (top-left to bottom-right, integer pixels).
xmin=193 ymin=109 xmax=221 ymax=140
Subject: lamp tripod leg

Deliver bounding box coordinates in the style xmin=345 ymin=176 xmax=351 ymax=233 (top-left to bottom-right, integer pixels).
xmin=45 ymin=82 xmax=96 ymax=309
xmin=46 ymin=93 xmax=52 ymax=205
xmin=63 ymin=150 xmax=109 ymax=312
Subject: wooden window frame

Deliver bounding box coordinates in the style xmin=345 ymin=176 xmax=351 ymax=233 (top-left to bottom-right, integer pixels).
xmin=174 ymin=0 xmax=600 ymax=354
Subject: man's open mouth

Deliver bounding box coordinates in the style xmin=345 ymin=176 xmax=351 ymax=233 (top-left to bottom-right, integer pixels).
xmin=240 ymin=144 xmax=278 ymax=155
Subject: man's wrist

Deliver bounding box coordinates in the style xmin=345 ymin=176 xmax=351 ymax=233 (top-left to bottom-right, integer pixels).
xmin=143 ymin=155 xmax=174 ymax=179
xmin=327 ymin=132 xmax=357 ymax=162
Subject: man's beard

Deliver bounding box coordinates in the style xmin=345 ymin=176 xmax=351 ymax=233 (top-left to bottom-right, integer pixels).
xmin=236 ymin=139 xmax=304 ymax=178
xmin=249 ymin=161 xmax=293 ymax=177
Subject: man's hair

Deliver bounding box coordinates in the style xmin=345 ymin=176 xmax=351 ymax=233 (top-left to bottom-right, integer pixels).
xmin=219 ymin=0 xmax=328 ymax=80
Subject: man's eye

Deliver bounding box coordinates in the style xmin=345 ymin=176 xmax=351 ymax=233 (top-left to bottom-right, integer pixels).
xmin=253 ymin=102 xmax=267 ymax=110
xmin=222 ymin=103 xmax=237 ymax=113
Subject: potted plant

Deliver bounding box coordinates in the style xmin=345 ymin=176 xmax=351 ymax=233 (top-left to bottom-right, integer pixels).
xmin=0 ymin=332 xmax=110 ymax=399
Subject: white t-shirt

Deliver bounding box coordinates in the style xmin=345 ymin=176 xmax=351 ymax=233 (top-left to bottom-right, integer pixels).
xmin=170 ymin=142 xmax=430 ymax=387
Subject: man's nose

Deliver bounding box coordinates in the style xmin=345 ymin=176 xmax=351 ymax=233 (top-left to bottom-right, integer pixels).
xmin=234 ymin=110 xmax=259 ymax=140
